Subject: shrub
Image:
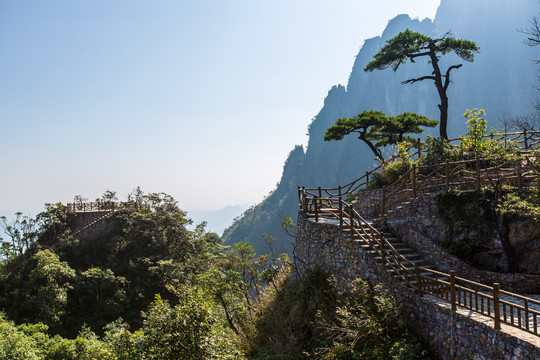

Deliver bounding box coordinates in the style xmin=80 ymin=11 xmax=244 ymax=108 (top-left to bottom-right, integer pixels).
xmin=244 ymin=270 xmax=428 ymax=359
xmin=368 ymin=159 xmax=412 ymax=188
xmin=113 ymin=286 xmax=244 ymax=360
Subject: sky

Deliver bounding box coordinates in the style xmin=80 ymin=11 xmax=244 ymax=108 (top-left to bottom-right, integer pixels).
xmin=0 ymin=0 xmax=440 ymax=215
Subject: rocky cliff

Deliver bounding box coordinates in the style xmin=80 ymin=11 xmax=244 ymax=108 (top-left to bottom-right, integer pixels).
xmin=223 ymin=0 xmax=540 ymax=254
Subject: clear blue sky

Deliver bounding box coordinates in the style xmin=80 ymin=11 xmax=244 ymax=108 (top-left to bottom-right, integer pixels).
xmin=0 ymin=0 xmax=440 ymax=214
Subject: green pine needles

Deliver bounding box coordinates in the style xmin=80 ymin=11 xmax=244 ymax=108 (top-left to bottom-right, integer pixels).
xmin=364 ymin=29 xmax=479 ymax=139
xmin=324 ymin=110 xmax=437 ymax=164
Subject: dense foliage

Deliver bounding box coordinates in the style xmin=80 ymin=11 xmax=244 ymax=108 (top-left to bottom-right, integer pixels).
xmin=0 ymin=190 xmax=429 ymax=359
xmin=366 ymin=109 xmax=520 ymax=188
xmin=324 ymin=110 xmax=437 ymax=164
xmin=244 ymin=269 xmax=428 ymax=360
xmin=0 ymin=191 xmax=225 ymax=336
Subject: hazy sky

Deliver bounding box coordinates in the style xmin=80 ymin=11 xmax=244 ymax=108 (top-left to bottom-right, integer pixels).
xmin=0 ymin=0 xmax=440 ymax=214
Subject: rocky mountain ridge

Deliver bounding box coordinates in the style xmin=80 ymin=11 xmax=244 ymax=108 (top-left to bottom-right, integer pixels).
xmin=223 ymin=0 xmax=540 ymax=253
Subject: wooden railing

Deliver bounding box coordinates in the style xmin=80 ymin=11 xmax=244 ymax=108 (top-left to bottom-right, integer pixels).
xmin=299 ymin=138 xmax=425 ymax=208
xmin=381 ymin=154 xmax=538 ymax=215
xmin=448 ymin=130 xmax=540 ymax=151
xmin=66 ymin=201 xmax=141 ymax=213
xmin=299 ymin=192 xmax=540 ymax=336
xmin=299 ymin=129 xmax=540 ymax=337
xmin=299 ymin=130 xmax=540 ymax=217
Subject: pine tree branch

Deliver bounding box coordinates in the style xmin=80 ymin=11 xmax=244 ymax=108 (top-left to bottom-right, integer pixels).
xmin=401 ymin=75 xmax=437 ymax=85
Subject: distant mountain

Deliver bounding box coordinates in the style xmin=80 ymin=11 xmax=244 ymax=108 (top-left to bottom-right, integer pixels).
xmin=223 ymin=0 xmax=540 ymax=254
xmin=188 ymin=204 xmax=249 ymax=236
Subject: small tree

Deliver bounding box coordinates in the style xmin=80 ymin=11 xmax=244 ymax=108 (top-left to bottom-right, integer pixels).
xmin=114 ymin=286 xmax=244 ymax=359
xmin=461 ymin=108 xmax=488 ymax=155
xmin=520 ymin=15 xmax=540 ymax=113
xmin=96 ymin=190 xmax=118 ymax=210
xmin=521 ymin=15 xmax=540 ymax=53
xmin=324 ymin=110 xmax=437 ymax=163
xmin=364 ymin=29 xmax=479 ymax=139
xmin=0 ymin=213 xmax=39 ymax=257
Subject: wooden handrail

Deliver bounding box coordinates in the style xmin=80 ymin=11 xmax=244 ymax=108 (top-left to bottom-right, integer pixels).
xmin=299 ymin=150 xmax=540 ymax=336
xmin=66 ymin=201 xmax=141 ymax=213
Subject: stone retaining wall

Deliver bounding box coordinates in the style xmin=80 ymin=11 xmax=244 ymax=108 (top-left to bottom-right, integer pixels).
xmin=353 ymin=188 xmax=382 ymax=219
xmin=380 ymin=193 xmax=540 ymax=293
xmin=73 ymin=212 xmax=116 ymax=240
xmin=296 ymin=211 xmax=540 ymax=360
xmin=71 ymin=211 xmax=111 ymax=232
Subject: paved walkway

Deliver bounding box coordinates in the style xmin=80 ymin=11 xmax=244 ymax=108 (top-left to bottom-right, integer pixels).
xmin=427 ymin=294 xmax=540 ymax=348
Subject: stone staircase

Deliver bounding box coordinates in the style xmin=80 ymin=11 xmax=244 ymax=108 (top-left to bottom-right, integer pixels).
xmin=341 ymin=209 xmax=540 ymax=339
xmin=343 ymin=219 xmax=450 ymax=291
xmin=72 ymin=211 xmax=114 ymax=238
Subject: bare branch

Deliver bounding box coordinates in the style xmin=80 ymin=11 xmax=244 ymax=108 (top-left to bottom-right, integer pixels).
xmin=520 ymin=15 xmax=540 ymax=47
xmin=499 ymin=113 xmax=540 ymax=131
xmin=401 ymin=75 xmax=436 ymax=85
xmin=443 ymin=64 xmax=463 ymax=91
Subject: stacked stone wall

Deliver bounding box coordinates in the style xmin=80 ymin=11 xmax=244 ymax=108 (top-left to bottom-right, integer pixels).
xmin=296 ymin=211 xmax=540 ymax=360
xmin=380 ymin=193 xmax=540 ymax=293
xmin=73 ymin=212 xmax=116 ymax=240
xmin=353 ymin=188 xmax=382 ymax=219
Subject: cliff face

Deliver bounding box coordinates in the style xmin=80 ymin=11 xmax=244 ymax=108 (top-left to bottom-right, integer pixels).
xmin=223 ymin=0 xmax=540 ymax=253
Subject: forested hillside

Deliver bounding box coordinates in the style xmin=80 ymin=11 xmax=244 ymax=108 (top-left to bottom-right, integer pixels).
xmin=0 ymin=191 xmax=428 ymax=359
xmin=223 ymin=0 xmax=539 ymax=254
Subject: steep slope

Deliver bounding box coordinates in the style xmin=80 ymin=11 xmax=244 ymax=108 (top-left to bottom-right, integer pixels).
xmin=223 ymin=0 xmax=540 ymax=254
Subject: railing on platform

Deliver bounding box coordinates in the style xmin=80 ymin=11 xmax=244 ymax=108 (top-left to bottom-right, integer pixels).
xmin=66 ymin=201 xmax=141 ymax=213
xmin=299 ymin=130 xmax=540 ymax=217
xmin=381 ymin=153 xmax=538 ymax=215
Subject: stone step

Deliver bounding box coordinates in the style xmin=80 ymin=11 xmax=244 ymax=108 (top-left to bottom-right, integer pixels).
xmin=386 ymin=268 xmax=434 ymax=280
xmin=376 ymin=257 xmax=428 ymax=268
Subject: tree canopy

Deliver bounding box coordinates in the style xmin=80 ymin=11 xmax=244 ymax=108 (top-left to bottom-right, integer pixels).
xmin=324 ymin=110 xmax=437 ymax=163
xmin=364 ymin=29 xmax=479 ymax=139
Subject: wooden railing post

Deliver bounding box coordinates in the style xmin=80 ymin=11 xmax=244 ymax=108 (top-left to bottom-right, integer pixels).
xmin=380 ymin=186 xmax=386 ymax=216
xmin=524 ymin=129 xmax=529 ymax=150
xmin=314 ymin=195 xmax=319 ymax=223
xmin=415 ymin=263 xmax=423 ymax=297
xmin=450 ymin=270 xmax=457 ymax=311
xmin=379 ymin=233 xmax=386 ymax=266
xmin=412 ymin=164 xmax=417 ymax=198
xmin=338 ymin=186 xmax=343 ymax=228
xmin=504 ymin=124 xmax=507 ymax=151
xmin=493 ymin=283 xmax=501 ymax=330
xmin=349 ymin=205 xmax=354 ymax=234
xmin=518 ymin=159 xmax=523 ymax=191
xmin=445 ymin=160 xmax=450 ymax=189
xmin=476 ymin=155 xmax=481 ymax=190
xmin=318 ymin=186 xmax=322 ymax=200
xmin=524 ymin=298 xmax=530 ymax=331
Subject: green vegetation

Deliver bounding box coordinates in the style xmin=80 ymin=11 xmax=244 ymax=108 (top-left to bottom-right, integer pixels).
xmin=364 ymin=109 xmax=520 ymax=188
xmin=0 ymin=189 xmax=428 ymax=358
xmin=498 ymin=188 xmax=540 ymax=221
xmin=435 ymin=188 xmax=498 ymax=265
xmin=244 ymin=269 xmax=428 ymax=359
xmin=364 ymin=29 xmax=479 ymax=139
xmin=367 ymin=143 xmax=413 ymax=188
xmin=324 ymin=110 xmax=437 ymax=164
